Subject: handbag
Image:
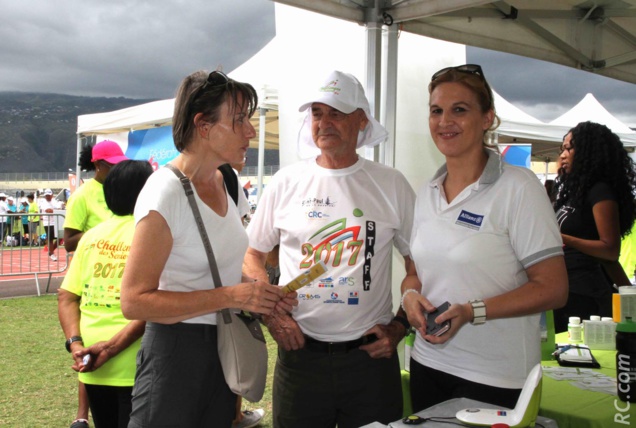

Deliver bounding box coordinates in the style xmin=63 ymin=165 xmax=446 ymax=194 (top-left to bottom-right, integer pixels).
xmin=167 ymin=164 xmax=268 ymax=402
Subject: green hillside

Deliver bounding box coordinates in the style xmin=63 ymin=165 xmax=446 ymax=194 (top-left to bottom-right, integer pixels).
xmin=0 ymin=92 xmax=155 ymax=173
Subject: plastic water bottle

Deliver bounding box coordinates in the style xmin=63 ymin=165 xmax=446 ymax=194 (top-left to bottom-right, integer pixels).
xmin=616 ymin=317 xmax=636 ymax=402
xmin=568 ymin=317 xmax=582 ymax=342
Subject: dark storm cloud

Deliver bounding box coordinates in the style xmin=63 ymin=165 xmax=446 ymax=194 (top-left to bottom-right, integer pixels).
xmin=468 ymin=47 xmax=636 ymax=127
xmin=0 ymin=0 xmax=275 ymax=99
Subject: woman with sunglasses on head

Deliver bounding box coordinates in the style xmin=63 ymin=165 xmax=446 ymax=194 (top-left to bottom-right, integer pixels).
xmin=120 ymin=70 xmax=289 ymax=428
xmin=400 ymin=64 xmax=567 ymax=411
xmin=553 ymin=121 xmax=636 ymax=333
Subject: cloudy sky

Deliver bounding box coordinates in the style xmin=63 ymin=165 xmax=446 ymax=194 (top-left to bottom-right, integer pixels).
xmin=1 ymin=0 xmax=635 ymax=127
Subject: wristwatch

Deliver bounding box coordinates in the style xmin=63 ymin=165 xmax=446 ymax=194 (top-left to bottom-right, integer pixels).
xmin=469 ymin=300 xmax=486 ymax=325
xmin=65 ymin=336 xmax=83 ymax=353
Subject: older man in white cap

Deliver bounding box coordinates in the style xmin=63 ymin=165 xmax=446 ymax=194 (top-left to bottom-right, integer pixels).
xmin=40 ymin=188 xmax=62 ymax=261
xmin=244 ymin=70 xmax=415 ymax=428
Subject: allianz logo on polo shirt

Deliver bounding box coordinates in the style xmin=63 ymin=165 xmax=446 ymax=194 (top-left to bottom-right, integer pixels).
xmin=456 ymin=210 xmax=484 ymax=231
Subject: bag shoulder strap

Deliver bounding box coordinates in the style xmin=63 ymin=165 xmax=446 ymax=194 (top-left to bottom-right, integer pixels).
xmin=218 ymin=163 xmax=239 ymax=207
xmin=165 ymin=163 xmax=232 ymax=322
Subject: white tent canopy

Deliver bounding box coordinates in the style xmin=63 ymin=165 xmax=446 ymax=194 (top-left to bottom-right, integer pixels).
xmin=494 ymin=90 xmax=543 ymax=124
xmin=490 ymin=89 xmax=636 ymax=161
xmin=77 ymin=99 xmax=174 ymax=136
xmin=550 ymin=93 xmax=635 ymax=134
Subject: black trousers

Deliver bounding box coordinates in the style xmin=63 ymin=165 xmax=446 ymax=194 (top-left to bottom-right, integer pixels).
xmin=273 ymin=344 xmax=403 ymax=428
xmin=84 ymin=384 xmax=133 ymax=428
xmin=128 ymin=322 xmax=236 ymax=428
xmin=409 ymin=358 xmax=521 ymax=413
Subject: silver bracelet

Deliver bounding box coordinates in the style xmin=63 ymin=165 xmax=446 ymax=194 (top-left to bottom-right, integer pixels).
xmin=401 ymin=289 xmax=420 ymax=310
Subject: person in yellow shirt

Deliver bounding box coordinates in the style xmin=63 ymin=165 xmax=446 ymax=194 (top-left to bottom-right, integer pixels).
xmin=26 ymin=193 xmax=40 ymax=244
xmin=58 ymin=160 xmax=152 ymax=428
xmin=62 ymin=140 xmax=129 ymax=428
xmin=64 ymin=140 xmax=129 ymax=253
xmin=620 ymin=222 xmax=636 ymax=282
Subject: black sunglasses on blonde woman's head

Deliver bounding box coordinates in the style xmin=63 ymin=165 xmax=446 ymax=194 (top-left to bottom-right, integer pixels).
xmin=431 ymin=64 xmax=485 ymax=82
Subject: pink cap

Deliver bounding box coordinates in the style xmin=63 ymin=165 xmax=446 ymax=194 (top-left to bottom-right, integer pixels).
xmin=91 ymin=140 xmax=129 ymax=164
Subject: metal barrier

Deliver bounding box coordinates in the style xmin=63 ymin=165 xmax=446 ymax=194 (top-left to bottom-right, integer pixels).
xmin=0 ymin=212 xmax=68 ymax=296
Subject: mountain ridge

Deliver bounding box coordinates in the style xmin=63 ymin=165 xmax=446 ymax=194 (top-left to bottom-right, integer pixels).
xmin=0 ymin=92 xmax=278 ymax=173
xmin=0 ymin=92 xmax=156 ymax=173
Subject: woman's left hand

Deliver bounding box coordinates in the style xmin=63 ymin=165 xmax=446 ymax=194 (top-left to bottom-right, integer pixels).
xmin=72 ymin=341 xmax=112 ymax=372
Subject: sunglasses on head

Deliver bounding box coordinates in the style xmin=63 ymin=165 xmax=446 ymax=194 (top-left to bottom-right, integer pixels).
xmin=202 ymin=70 xmax=229 ymax=91
xmin=190 ymin=71 xmax=229 ymax=109
xmin=431 ymin=64 xmax=485 ymax=82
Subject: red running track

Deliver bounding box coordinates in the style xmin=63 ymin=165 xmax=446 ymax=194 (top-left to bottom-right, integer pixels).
xmin=0 ymin=245 xmax=68 ymax=281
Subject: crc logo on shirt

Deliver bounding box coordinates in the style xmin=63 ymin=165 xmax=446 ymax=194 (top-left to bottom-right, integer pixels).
xmin=455 ymin=210 xmax=484 ymax=231
xmin=306 ymin=210 xmax=329 ymax=219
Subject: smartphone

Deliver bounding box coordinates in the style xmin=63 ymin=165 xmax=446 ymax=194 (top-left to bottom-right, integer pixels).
xmin=426 ymin=301 xmax=451 ymax=337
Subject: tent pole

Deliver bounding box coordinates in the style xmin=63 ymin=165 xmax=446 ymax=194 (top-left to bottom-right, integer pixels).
xmin=363 ymin=4 xmax=382 ymax=163
xmin=257 ymin=107 xmax=266 ymax=204
xmin=76 ymin=134 xmax=82 ymax=187
xmin=380 ymin=22 xmax=398 ymax=168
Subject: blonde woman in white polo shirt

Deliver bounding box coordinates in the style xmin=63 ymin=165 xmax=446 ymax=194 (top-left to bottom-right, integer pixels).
xmin=401 ymin=64 xmax=568 ymax=412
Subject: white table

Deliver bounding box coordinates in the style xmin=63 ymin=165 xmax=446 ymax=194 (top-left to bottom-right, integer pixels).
xmin=361 ymin=397 xmax=559 ymax=428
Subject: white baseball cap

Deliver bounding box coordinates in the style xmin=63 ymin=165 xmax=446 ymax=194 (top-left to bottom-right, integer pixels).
xmin=44 ymin=189 xmax=53 ymax=196
xmin=0 ymin=193 xmax=7 ymax=198
xmin=296 ymin=70 xmax=388 ymax=158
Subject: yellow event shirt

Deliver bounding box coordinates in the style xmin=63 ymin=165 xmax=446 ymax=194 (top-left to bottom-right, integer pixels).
xmin=620 ymin=225 xmax=636 ymax=280
xmin=61 ymin=215 xmax=139 ymax=386
xmin=64 ymin=179 xmax=112 ymax=232
xmin=28 ymin=201 xmax=39 ymax=222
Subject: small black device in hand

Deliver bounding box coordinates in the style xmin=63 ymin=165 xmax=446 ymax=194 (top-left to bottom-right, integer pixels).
xmin=425 ymin=301 xmax=451 ymax=336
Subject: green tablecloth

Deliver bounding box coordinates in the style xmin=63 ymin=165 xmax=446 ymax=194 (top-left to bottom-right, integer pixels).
xmin=539 ymin=332 xmax=634 ymax=428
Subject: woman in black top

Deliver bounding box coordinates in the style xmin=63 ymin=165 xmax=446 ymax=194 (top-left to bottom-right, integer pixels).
xmin=554 ymin=121 xmax=636 ymax=332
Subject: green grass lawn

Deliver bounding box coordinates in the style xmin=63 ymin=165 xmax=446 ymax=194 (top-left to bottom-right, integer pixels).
xmin=0 ymin=295 xmax=276 ymax=427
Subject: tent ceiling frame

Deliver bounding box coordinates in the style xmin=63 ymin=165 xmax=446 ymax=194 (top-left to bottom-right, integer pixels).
xmin=491 ymin=2 xmax=601 ymax=69
xmin=275 ymin=0 xmax=636 ymax=85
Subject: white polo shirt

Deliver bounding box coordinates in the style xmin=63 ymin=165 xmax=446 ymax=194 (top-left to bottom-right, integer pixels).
xmin=410 ymin=149 xmax=563 ymax=389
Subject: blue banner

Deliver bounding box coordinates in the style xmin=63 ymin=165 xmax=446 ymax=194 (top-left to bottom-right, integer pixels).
xmin=501 ymin=144 xmax=531 ymax=168
xmin=127 ymin=126 xmax=178 ymax=170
